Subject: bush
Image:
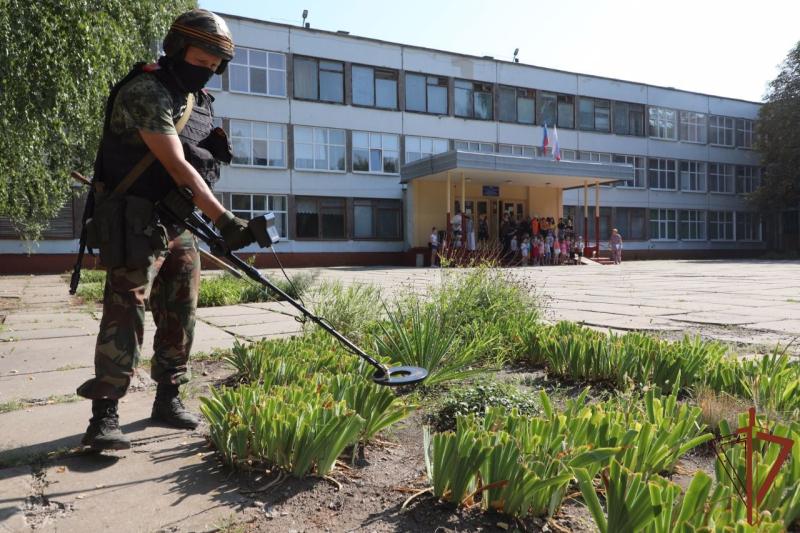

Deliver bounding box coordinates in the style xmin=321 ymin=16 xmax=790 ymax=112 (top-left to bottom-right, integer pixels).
xmin=197 ymin=271 xmax=315 ymax=308
xmin=309 ymin=281 xmax=382 ymax=343
xmin=427 ymin=380 xmax=541 ymax=432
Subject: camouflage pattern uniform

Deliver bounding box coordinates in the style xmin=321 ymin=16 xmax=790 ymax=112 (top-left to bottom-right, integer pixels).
xmin=77 ymin=74 xmax=200 ymax=401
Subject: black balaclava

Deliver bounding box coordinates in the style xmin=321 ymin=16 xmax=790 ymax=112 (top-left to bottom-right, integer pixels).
xmin=171 ymin=56 xmax=214 ymax=93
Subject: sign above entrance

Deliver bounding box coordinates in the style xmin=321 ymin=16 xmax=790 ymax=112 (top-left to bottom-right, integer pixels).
xmin=482 ymin=185 xmax=500 ymax=197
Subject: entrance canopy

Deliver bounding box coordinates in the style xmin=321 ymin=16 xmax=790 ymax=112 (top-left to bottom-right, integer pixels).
xmin=401 ymin=150 xmax=634 ymax=189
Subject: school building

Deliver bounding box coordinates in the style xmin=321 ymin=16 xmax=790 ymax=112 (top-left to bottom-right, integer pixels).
xmin=0 ymin=12 xmax=765 ymax=272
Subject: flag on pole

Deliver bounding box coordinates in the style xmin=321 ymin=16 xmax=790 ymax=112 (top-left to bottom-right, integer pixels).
xmin=552 ymin=124 xmax=561 ymax=161
xmin=541 ymin=123 xmax=549 ymax=155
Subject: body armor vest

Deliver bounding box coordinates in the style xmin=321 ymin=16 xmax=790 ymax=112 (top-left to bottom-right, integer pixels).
xmin=96 ymin=62 xmax=219 ymax=202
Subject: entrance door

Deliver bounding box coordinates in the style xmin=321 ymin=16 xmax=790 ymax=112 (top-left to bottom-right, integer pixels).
xmin=503 ymin=202 xmax=526 ymax=221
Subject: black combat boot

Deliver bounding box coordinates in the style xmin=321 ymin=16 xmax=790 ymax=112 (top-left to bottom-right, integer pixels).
xmin=151 ymin=384 xmax=200 ymax=429
xmin=81 ymin=399 xmax=131 ymax=450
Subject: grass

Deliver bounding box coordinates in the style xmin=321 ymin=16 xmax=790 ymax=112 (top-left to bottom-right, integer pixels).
xmin=0 ymin=394 xmax=81 ymax=414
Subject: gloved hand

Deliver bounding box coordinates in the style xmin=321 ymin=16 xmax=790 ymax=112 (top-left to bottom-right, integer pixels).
xmin=198 ymin=127 xmax=233 ymax=164
xmin=215 ymin=211 xmax=255 ymax=251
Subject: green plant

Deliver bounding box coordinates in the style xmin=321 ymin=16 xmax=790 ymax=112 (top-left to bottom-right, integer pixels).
xmin=374 ymin=300 xmax=486 ymax=387
xmin=197 ymin=271 xmax=315 ymax=308
xmin=423 ymin=422 xmax=490 ymax=505
xmin=326 ymin=374 xmax=414 ymax=443
xmin=428 ymin=380 xmax=540 ymax=432
xmin=200 ymin=381 xmax=365 ymax=477
xmin=309 ymin=281 xmax=382 ymax=342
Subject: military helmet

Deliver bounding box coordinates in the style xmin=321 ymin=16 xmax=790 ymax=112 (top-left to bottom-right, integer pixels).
xmin=163 ymin=9 xmax=234 ymax=74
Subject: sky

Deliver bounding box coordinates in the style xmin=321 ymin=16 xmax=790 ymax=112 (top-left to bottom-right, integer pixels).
xmin=198 ymin=0 xmax=799 ymax=103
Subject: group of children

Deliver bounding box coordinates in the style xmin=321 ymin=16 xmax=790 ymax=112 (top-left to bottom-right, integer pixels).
xmin=511 ymin=233 xmax=584 ymax=266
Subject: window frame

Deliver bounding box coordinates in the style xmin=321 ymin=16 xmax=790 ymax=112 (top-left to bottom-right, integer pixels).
xmin=352 ymin=131 xmax=400 ymax=175
xmin=498 ymin=144 xmax=535 ymax=157
xmin=647 ymin=158 xmax=677 ymax=190
xmin=708 ymin=163 xmax=736 ymax=194
xmin=736 ymin=212 xmax=762 ymax=241
xmin=612 ymin=154 xmax=646 ymax=188
xmin=229 ymin=120 xmax=287 ymax=169
xmin=537 ymin=91 xmax=557 ymax=127
xmin=228 ymin=47 xmax=287 ymax=98
xmin=351 ymin=64 xmax=398 ymax=110
xmin=404 ymin=72 xmax=448 ymax=115
xmin=498 ymin=85 xmax=535 ymax=125
xmin=678 ymin=209 xmax=706 ymax=241
xmin=708 ymin=115 xmax=735 ymax=147
xmin=679 ymin=161 xmax=707 ymax=193
xmin=578 ymin=97 xmax=611 ymax=133
xmin=230 ymin=193 xmax=289 ymax=239
xmin=649 ymin=208 xmax=678 ymax=240
xmin=293 ymin=125 xmax=347 ymax=173
xmin=294 ymin=196 xmax=348 ymax=240
xmin=708 ymin=210 xmax=735 ymax=241
xmin=292 ymin=55 xmax=345 ymax=104
xmin=612 ymin=101 xmax=645 ymax=136
xmin=352 ymin=198 xmax=403 ymax=241
xmin=454 ymin=79 xmax=493 ymax=120
xmin=679 ymin=111 xmax=707 ymax=144
xmin=736 ymin=165 xmax=760 ymax=194
xmin=405 ymin=135 xmax=449 ymax=163
xmin=736 ymin=118 xmax=754 ymax=149
xmin=648 ymin=106 xmax=678 ymax=140
xmin=455 ymin=140 xmax=495 ymax=154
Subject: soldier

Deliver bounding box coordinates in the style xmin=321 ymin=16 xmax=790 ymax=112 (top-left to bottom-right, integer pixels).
xmin=77 ymin=9 xmax=255 ymax=450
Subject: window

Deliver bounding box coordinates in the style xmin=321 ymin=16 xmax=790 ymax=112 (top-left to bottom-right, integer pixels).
xmin=455 ymin=140 xmax=494 ymax=153
xmin=679 ymin=210 xmax=706 ymax=240
xmin=736 ymin=119 xmax=754 ymax=148
xmin=579 ymin=151 xmax=612 ymax=163
xmin=455 ymin=80 xmax=493 ymax=119
xmin=498 ymin=86 xmax=535 ymax=124
xmin=612 ymin=101 xmax=645 ymax=136
xmin=231 ymin=194 xmax=288 ymax=238
xmin=560 ymin=149 xmax=577 ymax=161
xmin=612 ymin=155 xmax=646 ymax=188
xmin=294 ymin=126 xmax=346 ymax=171
xmin=207 ymin=73 xmax=222 ymax=91
xmin=648 ymin=158 xmax=677 ymax=190
xmin=614 ymin=207 xmax=646 ymax=240
xmin=650 ymin=209 xmax=677 ymax=240
xmin=293 ymin=56 xmax=344 ymax=103
xmin=228 ymin=47 xmax=286 ymax=97
xmin=557 ymin=95 xmax=575 ymax=129
xmin=736 ymin=166 xmax=760 ymax=194
xmin=498 ymin=144 xmax=535 ymax=157
xmin=578 ymin=97 xmax=611 ymax=132
xmin=708 ymin=163 xmax=735 ymax=193
xmin=352 ymin=65 xmax=398 ymax=109
xmin=230 ymin=120 xmax=286 ymax=167
xmin=537 ymin=91 xmax=557 ymax=127
xmin=679 ymin=111 xmax=707 ymax=143
xmin=648 ymin=107 xmax=677 ymax=140
xmin=405 ymin=136 xmax=449 ymax=163
xmin=352 ymin=131 xmax=399 ymax=174
xmin=295 ymin=197 xmax=346 ymax=239
xmin=405 ymin=73 xmax=448 ymax=114
xmin=353 ymin=199 xmax=402 ymax=239
xmin=736 ymin=212 xmax=761 ymax=241
xmin=708 ymin=115 xmax=734 ymax=146
xmin=679 ymin=161 xmax=706 ymax=192
xmin=708 ymin=211 xmax=734 ymax=240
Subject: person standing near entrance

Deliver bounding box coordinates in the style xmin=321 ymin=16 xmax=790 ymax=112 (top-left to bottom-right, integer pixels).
xmin=478 ymin=215 xmax=489 ymax=242
xmin=452 ymin=210 xmax=463 ymax=248
xmin=465 ymin=213 xmax=476 ymax=251
xmin=610 ymin=228 xmax=623 ymax=264
xmin=429 ymin=226 xmax=439 ymax=267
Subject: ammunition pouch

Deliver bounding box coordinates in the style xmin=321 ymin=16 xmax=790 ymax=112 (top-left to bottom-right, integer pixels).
xmin=183 ymin=143 xmax=220 ymax=188
xmin=84 ymin=193 xmax=168 ymax=269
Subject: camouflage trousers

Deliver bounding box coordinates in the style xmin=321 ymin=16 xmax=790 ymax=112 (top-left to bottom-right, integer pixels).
xmin=77 ymin=229 xmax=200 ymax=400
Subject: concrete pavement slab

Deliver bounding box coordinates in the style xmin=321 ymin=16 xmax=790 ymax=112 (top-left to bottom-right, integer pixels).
xmin=742 ymin=320 xmax=800 ymax=335
xmin=0 ymin=465 xmax=30 ymax=532
xmin=670 ymin=312 xmax=763 ymax=326
xmin=0 ymin=337 xmax=92 ymax=376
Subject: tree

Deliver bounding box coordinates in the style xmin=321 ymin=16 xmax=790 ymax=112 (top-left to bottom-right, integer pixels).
xmin=751 ymin=40 xmax=800 ymax=214
xmin=0 ymin=0 xmax=195 ymax=241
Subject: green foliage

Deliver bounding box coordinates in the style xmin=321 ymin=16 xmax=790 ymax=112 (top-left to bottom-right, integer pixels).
xmin=220 ymin=335 xmax=412 ymax=445
xmin=309 ymin=281 xmax=382 ymax=343
xmin=0 ymin=0 xmax=196 ymax=239
xmin=715 ymin=415 xmax=800 ymax=528
xmin=428 ymin=380 xmax=541 ymax=432
xmin=751 ymin=40 xmax=800 ymax=213
xmin=200 ymin=381 xmax=365 ymax=477
xmin=428 ymin=266 xmax=542 ymax=365
xmin=196 ymin=271 xmax=314 ymax=307
xmin=374 ymin=300 xmax=487 ymax=387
